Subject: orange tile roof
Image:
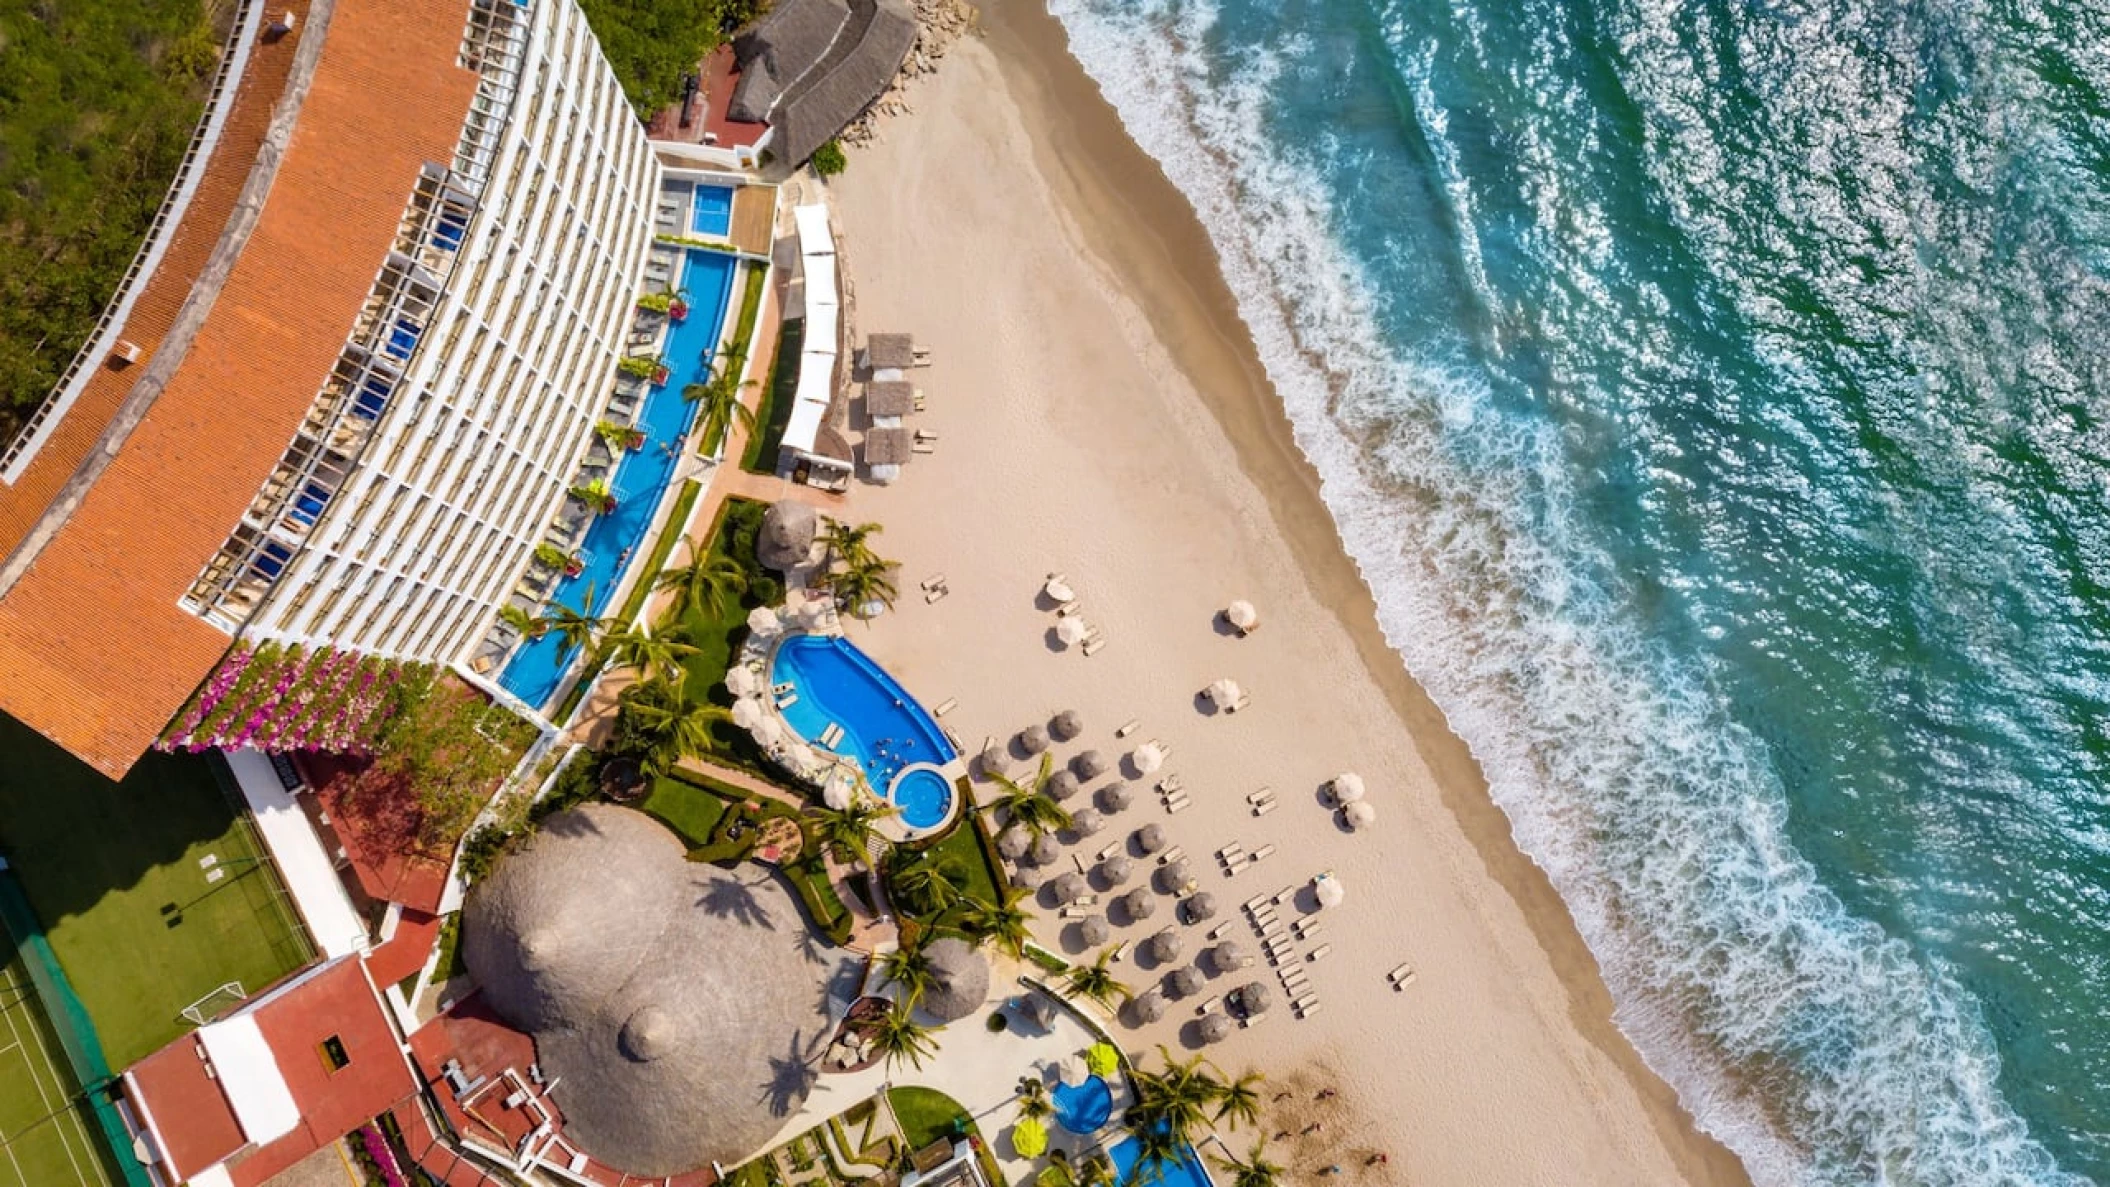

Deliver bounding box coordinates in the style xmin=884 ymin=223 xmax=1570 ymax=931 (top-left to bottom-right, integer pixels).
xmin=126 ymin=1036 xmax=248 ymax=1181
xmin=0 ymin=0 xmax=479 ymax=778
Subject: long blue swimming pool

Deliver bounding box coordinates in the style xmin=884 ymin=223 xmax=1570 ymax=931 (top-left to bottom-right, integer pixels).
xmin=1109 ymin=1135 xmax=1211 ymax=1187
xmin=499 ymin=249 xmax=740 ymax=709
xmin=770 ymin=635 xmax=958 ymax=826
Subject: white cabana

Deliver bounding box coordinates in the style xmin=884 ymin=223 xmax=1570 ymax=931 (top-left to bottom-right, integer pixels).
xmin=1313 ymin=871 xmax=1345 ymax=909
xmin=783 ymin=204 xmax=844 ymax=467
xmin=197 ymin=1015 xmax=300 ymax=1146
xmin=1056 ymin=616 xmax=1089 ymax=647
xmin=1131 ymin=742 xmax=1165 ymax=774
xmin=1331 ymin=772 xmax=1366 ymax=804
xmin=1343 ymin=801 xmax=1376 ymax=831
xmin=793 ymin=203 xmax=836 ymax=255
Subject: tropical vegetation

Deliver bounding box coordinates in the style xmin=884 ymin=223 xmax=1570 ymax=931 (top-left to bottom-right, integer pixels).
xmin=685 ymin=343 xmax=756 ymax=454
xmin=614 ymin=675 xmax=731 ymax=777
xmin=0 ymin=0 xmax=225 ymax=439
xmin=1212 ymin=1141 xmax=1285 ymax=1187
xmin=985 ymin=754 xmax=1073 ymax=836
xmin=576 ymin=0 xmax=766 ymax=114
xmin=868 ymin=1000 xmax=939 ymax=1072
xmin=1062 ymin=946 xmax=1132 ymax=1009
xmin=959 ymin=886 xmax=1035 ymax=959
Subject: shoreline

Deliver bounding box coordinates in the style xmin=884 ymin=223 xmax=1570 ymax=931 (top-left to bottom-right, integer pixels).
xmin=972 ymin=6 xmax=1751 ymax=1181
xmin=831 ymin=13 xmax=1755 ymax=1180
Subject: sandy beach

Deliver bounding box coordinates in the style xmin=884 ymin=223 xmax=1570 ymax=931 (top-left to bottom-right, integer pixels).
xmin=812 ymin=7 xmax=1754 ymax=1184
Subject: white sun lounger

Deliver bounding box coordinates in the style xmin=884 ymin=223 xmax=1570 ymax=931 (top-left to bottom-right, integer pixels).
xmin=1157 ymin=846 xmax=1185 ymax=865
xmin=1388 ymin=963 xmax=1414 ymax=983
xmin=933 ymin=697 xmax=958 ymax=717
xmin=1307 ymin=943 xmax=1332 ymax=962
xmin=912 ymin=442 xmax=935 ymax=454
xmin=1165 ymin=794 xmax=1191 ymax=814
xmin=1116 ymin=718 xmax=1141 ymax=738
xmin=920 ymin=573 xmax=948 ymax=591
xmin=1082 ymin=636 xmax=1108 ymax=656
xmin=1056 ymin=601 xmax=1084 ymax=619
xmin=1197 ymin=996 xmax=1221 ymax=1015
xmin=1244 ymin=788 xmax=1272 ymax=805
xmin=1252 ymin=800 xmax=1277 ymax=817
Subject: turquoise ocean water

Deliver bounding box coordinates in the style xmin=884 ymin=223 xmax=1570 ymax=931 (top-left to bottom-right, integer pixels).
xmin=1042 ymin=0 xmax=2110 ymax=1180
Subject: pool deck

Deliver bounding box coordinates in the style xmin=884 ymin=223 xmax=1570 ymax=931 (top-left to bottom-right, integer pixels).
xmin=759 ymin=971 xmax=1135 ymax=1182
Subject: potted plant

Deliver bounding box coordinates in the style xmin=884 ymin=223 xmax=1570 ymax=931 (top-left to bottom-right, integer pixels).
xmin=568 ymin=477 xmax=617 ymax=515
xmin=533 ymin=543 xmax=569 ymax=571
xmin=617 ymin=355 xmax=662 ymax=381
xmin=667 ymin=294 xmax=689 ymax=323
xmin=595 ymin=420 xmax=647 ymax=452
xmin=651 ymin=362 xmax=671 ymax=387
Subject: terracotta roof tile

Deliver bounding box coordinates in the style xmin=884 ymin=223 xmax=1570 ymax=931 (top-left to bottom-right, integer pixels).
xmin=0 ymin=0 xmax=479 ymax=778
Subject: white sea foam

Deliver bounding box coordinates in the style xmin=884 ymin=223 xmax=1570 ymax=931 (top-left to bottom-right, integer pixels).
xmin=1042 ymin=0 xmax=2090 ymax=1181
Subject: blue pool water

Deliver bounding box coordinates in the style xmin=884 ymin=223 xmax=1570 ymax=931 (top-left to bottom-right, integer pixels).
xmin=1050 ymin=1076 xmax=1112 ymax=1135
xmin=889 ymin=767 xmax=953 ymax=831
xmin=1108 ymin=1135 xmax=1209 ymax=1187
xmin=769 ymin=635 xmax=957 ymax=816
xmin=690 ymin=185 xmax=733 ymax=237
xmin=499 ymin=249 xmax=739 ymax=709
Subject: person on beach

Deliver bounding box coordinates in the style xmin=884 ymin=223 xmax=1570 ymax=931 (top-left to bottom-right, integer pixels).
xmin=1318 ymin=1167 xmax=1342 ymax=1177
xmin=1365 ymin=1154 xmax=1388 ymax=1166
xmin=1301 ymin=1123 xmax=1324 ymax=1136
xmin=1317 ymin=1088 xmax=1338 ymax=1100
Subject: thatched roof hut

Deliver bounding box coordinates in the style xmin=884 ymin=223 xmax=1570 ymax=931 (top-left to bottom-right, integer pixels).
xmin=1071 ymin=750 xmax=1109 ymax=781
xmin=919 ymin=937 xmax=991 ymax=1023
xmin=865 ymin=426 xmax=912 ymax=467
xmin=462 ymin=805 xmax=831 ymax=1176
xmin=867 ymin=380 xmax=915 ymax=419
xmin=1047 ymin=770 xmax=1082 ymax=801
xmin=758 ymin=500 xmax=819 ymax=572
xmin=866 ymin=333 xmax=916 ymax=372
xmin=731 ymin=0 xmax=850 ymax=120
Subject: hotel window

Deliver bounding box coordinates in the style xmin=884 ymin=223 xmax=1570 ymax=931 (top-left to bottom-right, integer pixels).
xmin=319 ymin=1036 xmax=351 ymax=1073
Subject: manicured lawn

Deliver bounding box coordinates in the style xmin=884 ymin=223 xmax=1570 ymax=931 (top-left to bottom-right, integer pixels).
xmin=742 ymin=317 xmax=804 ymax=475
xmin=0 ymin=714 xmax=311 ymax=1068
xmin=899 ymin=811 xmax=1008 ymax=939
xmin=639 ymin=774 xmax=852 ymax=944
xmin=640 ymin=775 xmax=731 ymax=848
xmin=888 ymin=1086 xmax=971 ymax=1152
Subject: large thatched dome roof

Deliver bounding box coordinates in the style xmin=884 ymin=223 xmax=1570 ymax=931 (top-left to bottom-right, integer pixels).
xmin=463 ymin=805 xmax=831 ymax=1176
xmin=917 ymin=937 xmax=990 ymax=1024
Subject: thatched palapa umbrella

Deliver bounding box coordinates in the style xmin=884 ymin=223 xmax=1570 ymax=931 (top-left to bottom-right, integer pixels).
xmin=1235 ymin=980 xmax=1272 ymax=1016
xmin=1166 ymin=965 xmax=1204 ymax=997
xmin=1129 ymin=990 xmax=1166 ymax=1024
xmin=1047 ymin=770 xmax=1082 ymax=801
xmin=1052 ymin=872 xmax=1089 ymax=905
xmin=1012 ymin=863 xmax=1047 ymax=889
xmin=1098 ymin=855 xmax=1134 ymax=886
xmin=1069 ymin=808 xmax=1104 ymax=837
xmin=1098 ymin=783 xmax=1133 ymax=813
xmin=1071 ymin=750 xmax=1109 ymax=781
xmin=1134 ymin=824 xmax=1166 ymax=854
xmin=1155 ymin=858 xmax=1192 ymax=894
xmin=1146 ymin=928 xmax=1183 ymax=963
xmin=1182 ymin=892 xmax=1218 ymax=923
xmin=1198 ymin=1012 xmax=1234 ymax=1043
xmin=462 ymin=805 xmax=831 ymax=1176
xmin=1030 ymin=834 xmax=1062 ymax=867
xmin=1210 ymin=940 xmax=1251 ymax=973
xmin=757 ymin=501 xmax=818 ymax=572
xmin=919 ymin=938 xmax=991 ymax=1024
xmin=998 ymin=826 xmax=1032 ymax=861
xmin=1050 ymin=710 xmax=1084 ymax=742
xmin=980 ymin=739 xmax=1013 ymax=778
xmin=1077 ymin=915 xmax=1110 ymax=946
xmin=1019 ymin=724 xmax=1051 ymax=755
xmin=1120 ymin=887 xmax=1158 ymax=922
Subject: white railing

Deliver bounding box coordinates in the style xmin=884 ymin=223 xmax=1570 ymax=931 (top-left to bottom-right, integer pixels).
xmin=0 ymin=0 xmax=267 ymax=483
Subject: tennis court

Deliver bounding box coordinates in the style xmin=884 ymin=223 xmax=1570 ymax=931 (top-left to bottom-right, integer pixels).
xmin=0 ymin=938 xmax=115 ymax=1187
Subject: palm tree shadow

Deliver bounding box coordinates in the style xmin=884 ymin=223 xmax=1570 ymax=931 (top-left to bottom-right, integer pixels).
xmin=698 ymin=872 xmax=777 ymax=929
xmin=760 ymin=1028 xmax=825 ymax=1116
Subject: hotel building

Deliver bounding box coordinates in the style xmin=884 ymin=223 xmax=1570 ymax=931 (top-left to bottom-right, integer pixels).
xmin=0 ymin=0 xmax=770 ymax=778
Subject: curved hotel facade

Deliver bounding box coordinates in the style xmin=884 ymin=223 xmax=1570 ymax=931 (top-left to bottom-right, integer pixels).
xmin=0 ymin=0 xmax=727 ymax=777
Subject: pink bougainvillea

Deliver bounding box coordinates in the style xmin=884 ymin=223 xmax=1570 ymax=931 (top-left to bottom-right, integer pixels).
xmin=156 ymin=644 xmax=430 ymax=756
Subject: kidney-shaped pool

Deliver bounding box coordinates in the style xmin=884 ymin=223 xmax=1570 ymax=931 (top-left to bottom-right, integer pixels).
xmin=769 ymin=635 xmax=960 ymax=832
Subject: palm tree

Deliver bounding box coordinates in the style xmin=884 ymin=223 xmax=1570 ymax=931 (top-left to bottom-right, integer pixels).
xmin=959 ymin=887 xmax=1035 ymax=959
xmin=819 ymin=519 xmax=883 ymax=569
xmin=497 ymin=604 xmax=540 ymax=638
xmin=985 ymin=754 xmax=1072 ymax=837
xmin=656 ymin=547 xmax=748 ymax=621
xmin=537 ymin=584 xmax=615 ymax=652
xmin=1210 ymin=1067 xmax=1266 ymax=1131
xmin=810 ymin=795 xmax=897 ymax=863
xmin=1211 ymin=1141 xmax=1284 ymax=1187
xmin=1126 ymin=1125 xmax=1189 ymax=1187
xmin=683 ymin=343 xmax=756 ymax=454
xmin=1016 ymin=1076 xmax=1054 ymax=1123
xmin=619 ymin=678 xmax=730 ymax=776
xmin=868 ymin=1001 xmax=939 ymax=1072
xmin=1128 ymin=1047 xmax=1220 ymax=1146
xmin=878 ymin=941 xmax=935 ymax=1004
xmin=605 ymin=623 xmax=698 ymax=684
xmin=1075 ymin=1153 xmax=1115 ymax=1187
xmin=815 ymin=555 xmax=899 ymax=619
xmin=1062 ymin=946 xmax=1132 ymax=1009
xmin=888 ymin=855 xmax=966 ymax=915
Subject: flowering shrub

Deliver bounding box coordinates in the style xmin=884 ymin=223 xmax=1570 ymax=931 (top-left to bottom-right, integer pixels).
xmin=354 ymin=1123 xmax=409 ymax=1187
xmin=156 ymin=645 xmax=427 ymax=756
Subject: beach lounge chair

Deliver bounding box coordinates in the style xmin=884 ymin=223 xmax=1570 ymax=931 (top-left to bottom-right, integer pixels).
xmin=776 ymin=692 xmax=799 ymax=709
xmin=1245 ymin=787 xmax=1272 ymax=805
xmin=1097 ymin=842 xmax=1123 ymax=861
xmin=1082 ymin=636 xmax=1108 ymax=656
xmin=924 ymin=584 xmax=950 ymax=604
xmin=1165 ymin=794 xmax=1191 ymax=814
xmin=915 ymin=428 xmax=939 ymax=441
xmin=1158 ymin=845 xmax=1185 ymax=864
xmin=920 ymin=573 xmax=948 ymax=591
xmin=1197 ymin=996 xmax=1221 ymax=1015
xmin=1056 ymin=600 xmax=1083 ymax=619
xmin=912 ymin=441 xmax=935 ymax=455
xmin=1242 ymin=891 xmax=1269 ymax=912
xmin=773 ymin=682 xmax=796 ymax=696
xmin=942 ymin=725 xmax=965 ymax=750
xmin=1387 ymin=963 xmax=1414 ymax=984
xmin=933 ymin=697 xmax=958 ymax=717
xmin=1253 ymin=800 xmax=1278 ymax=817
xmin=1155 ymin=775 xmax=1183 ymax=794
xmin=1308 ymin=944 xmax=1332 ymax=962
xmin=1116 ymin=718 xmax=1140 ymax=738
